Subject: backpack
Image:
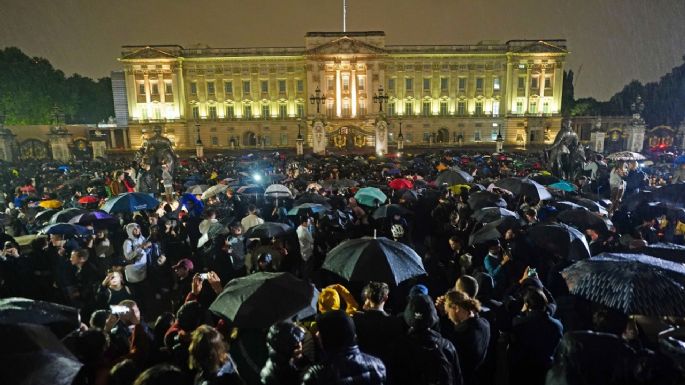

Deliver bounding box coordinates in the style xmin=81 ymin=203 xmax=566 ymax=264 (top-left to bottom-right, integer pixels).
xmin=411 ymin=338 xmax=455 ymax=385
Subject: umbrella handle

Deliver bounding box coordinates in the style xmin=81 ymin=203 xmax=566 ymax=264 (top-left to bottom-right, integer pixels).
xmin=374 ymin=229 xmax=377 ymax=239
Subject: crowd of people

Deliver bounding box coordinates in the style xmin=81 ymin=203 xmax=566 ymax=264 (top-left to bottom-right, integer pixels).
xmin=0 ymin=148 xmax=684 ymax=385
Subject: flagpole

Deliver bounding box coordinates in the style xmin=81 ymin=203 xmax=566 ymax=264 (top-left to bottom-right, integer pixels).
xmin=343 ymin=0 xmax=347 ymax=32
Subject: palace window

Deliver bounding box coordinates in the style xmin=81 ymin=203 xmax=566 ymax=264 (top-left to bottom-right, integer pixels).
xmin=475 ymin=101 xmax=483 ymax=116
xmin=164 ymin=81 xmax=173 ymax=95
xmin=423 ymin=78 xmax=431 ymax=91
xmin=262 ymin=104 xmax=270 ymax=119
xmin=476 ymin=77 xmax=484 ymax=92
xmin=261 ymin=80 xmax=269 ymax=93
xmin=388 ymin=102 xmax=396 ymax=116
xmin=280 ymin=133 xmax=288 ymax=146
xmin=225 ymin=104 xmax=234 ymax=119
xmin=150 ymin=81 xmax=159 ymax=95
xmin=192 ymin=106 xmax=199 ymax=120
xmin=224 ymin=81 xmax=233 ymax=95
xmin=458 ymin=78 xmax=466 ymax=92
xmin=296 ymin=79 xmax=304 ymax=93
xmin=404 ymin=101 xmax=414 ymax=116
xmin=530 ymin=102 xmax=537 ymax=114
xmin=190 ymin=82 xmax=198 ymax=95
xmin=242 ymin=80 xmax=251 ymax=94
xmin=296 ymin=103 xmax=305 ymax=118
xmin=518 ymin=77 xmax=525 ymax=89
xmin=208 ymin=106 xmax=217 ymax=120
xmin=243 ymin=104 xmax=252 ymax=119
xmin=422 ymin=101 xmax=431 ymax=116
xmin=492 ymin=101 xmax=500 ymax=117
xmin=207 ymin=81 xmax=215 ymax=95
xmin=531 ymin=76 xmax=539 ymax=89
xmin=439 ymin=101 xmax=448 ymax=116
xmin=543 ymin=102 xmax=550 ymax=114
xmin=279 ymin=104 xmax=287 ymax=119
xmin=457 ymin=101 xmax=466 ymax=116
xmin=358 ymin=75 xmax=365 ymax=91
xmin=342 ymin=98 xmax=351 ymax=117
xmin=405 ymin=78 xmax=413 ymax=92
xmin=423 ymin=132 xmax=431 ymax=143
xmin=516 ymin=101 xmax=523 ymax=114
xmin=359 ymin=100 xmax=367 ymax=116
xmin=440 ymin=77 xmax=449 ymax=92
xmin=388 ymin=78 xmax=395 ymax=92
xmin=474 ymin=130 xmax=482 ymax=142
xmin=278 ymin=80 xmax=286 ymax=94
xmin=544 ymin=75 xmax=552 ymax=89
xmin=493 ymin=77 xmax=501 ymax=91
xmin=211 ymin=136 xmax=218 ymax=146
xmin=327 ymin=76 xmax=335 ymax=91
xmin=342 ymin=75 xmax=350 ymax=92
xmin=326 ymin=100 xmax=335 ymax=118
xmin=138 ymin=81 xmax=145 ymax=95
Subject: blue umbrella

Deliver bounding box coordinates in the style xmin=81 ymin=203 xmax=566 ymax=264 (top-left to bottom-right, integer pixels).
xmin=549 ymin=181 xmax=577 ymax=192
xmin=355 ymin=187 xmax=388 ymax=206
xmin=101 ymin=193 xmax=160 ymax=213
xmin=39 ymin=223 xmax=91 ymax=237
xmin=179 ymin=193 xmax=204 ymax=217
xmin=674 ymin=155 xmax=685 ymax=165
xmin=287 ymin=203 xmax=329 ymax=216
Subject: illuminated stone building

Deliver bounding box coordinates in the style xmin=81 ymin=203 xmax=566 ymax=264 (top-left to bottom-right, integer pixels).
xmin=117 ymin=31 xmax=568 ymax=152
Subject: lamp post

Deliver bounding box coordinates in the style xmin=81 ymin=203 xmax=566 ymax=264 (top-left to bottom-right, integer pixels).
xmin=495 ymin=123 xmax=504 ymax=153
xmin=309 ymin=86 xmax=326 ymax=114
xmin=296 ymin=119 xmax=304 ymax=156
xmin=373 ymin=85 xmax=389 ymax=112
xmin=396 ymin=119 xmax=404 ymax=152
xmin=195 ymin=121 xmax=204 ymax=158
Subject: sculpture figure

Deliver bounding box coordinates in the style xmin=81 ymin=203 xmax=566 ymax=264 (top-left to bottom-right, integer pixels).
xmin=137 ymin=125 xmax=178 ymax=177
xmin=546 ymin=120 xmax=586 ymax=180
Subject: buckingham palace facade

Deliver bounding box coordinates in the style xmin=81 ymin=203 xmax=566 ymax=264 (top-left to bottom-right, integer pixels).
xmin=116 ymin=31 xmax=568 ymax=152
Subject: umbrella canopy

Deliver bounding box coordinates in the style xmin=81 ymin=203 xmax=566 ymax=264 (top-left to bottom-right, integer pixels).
xmin=468 ymin=190 xmax=507 ymax=211
xmin=371 ymin=204 xmax=412 ymax=220
xmin=34 ymin=209 xmax=58 ymax=226
xmin=101 ymin=193 xmax=160 ymax=213
xmin=186 ymin=184 xmax=209 ymax=195
xmin=471 ymin=207 xmax=520 ymax=224
xmin=674 ymin=155 xmax=685 ymax=165
xmin=435 ymin=169 xmax=474 ymax=186
xmin=38 ymin=200 xmax=63 ymax=209
xmin=294 ymin=192 xmax=330 ymax=206
xmin=287 ymin=203 xmax=329 ymax=217
xmin=201 ymin=184 xmax=229 ymax=200
xmin=468 ymin=216 xmax=521 ymax=246
xmin=236 ymin=185 xmax=265 ymax=195
xmin=388 ymin=178 xmax=413 ymax=190
xmin=354 ymin=187 xmax=388 ymax=206
xmin=244 ymin=222 xmax=292 ymax=239
xmin=264 ymin=184 xmax=293 ymax=198
xmin=0 ymin=298 xmax=80 ymax=338
xmin=0 ymin=323 xmax=83 ymax=385
xmin=526 ymin=223 xmax=591 ymax=260
xmin=531 ymin=174 xmax=561 ymax=186
xmin=494 ymin=177 xmax=552 ymax=201
xmin=606 ymin=151 xmax=646 ymax=161
xmin=593 ymin=252 xmax=685 ymax=279
xmin=551 ymin=201 xmax=587 ymax=212
xmin=67 ymin=210 xmax=117 ymax=227
xmin=209 ymin=272 xmax=316 ymax=328
xmin=549 ymin=181 xmax=577 ymax=192
xmin=77 ymin=195 xmax=99 ymax=205
xmin=570 ymin=197 xmax=609 ymax=215
xmin=322 ymin=236 xmax=426 ymax=285
xmin=48 ymin=208 xmax=87 ymax=224
xmin=39 ymin=223 xmax=91 ymax=237
xmin=557 ymin=209 xmax=609 ymax=233
xmin=561 ymin=259 xmax=685 ymax=316
xmin=652 ymin=184 xmax=685 ymax=206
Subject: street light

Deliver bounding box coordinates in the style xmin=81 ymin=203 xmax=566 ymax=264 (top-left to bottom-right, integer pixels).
xmin=495 ymin=122 xmax=503 ymax=153
xmin=296 ymin=119 xmax=304 ymax=156
xmin=397 ymin=119 xmax=404 ymax=151
xmin=309 ymin=86 xmax=326 ymax=114
xmin=373 ymin=85 xmax=389 ymax=112
xmin=195 ymin=121 xmax=204 ymax=158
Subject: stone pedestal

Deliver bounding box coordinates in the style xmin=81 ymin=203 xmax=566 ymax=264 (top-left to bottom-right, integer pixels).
xmin=296 ymin=137 xmax=304 ymax=156
xmin=311 ymin=119 xmax=326 ymax=155
xmin=496 ymin=138 xmax=504 ymax=153
xmin=0 ymin=129 xmax=16 ymax=162
xmin=590 ymin=131 xmax=606 ymax=153
xmin=196 ymin=143 xmax=204 ymax=158
xmin=626 ymin=124 xmax=645 ymax=153
xmin=91 ymin=139 xmax=107 ymax=159
xmin=375 ymin=118 xmax=388 ymax=155
xmin=48 ymin=133 xmax=72 ymax=162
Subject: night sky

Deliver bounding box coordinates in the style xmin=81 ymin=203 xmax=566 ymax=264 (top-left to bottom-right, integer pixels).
xmin=1 ymin=0 xmax=684 ymax=100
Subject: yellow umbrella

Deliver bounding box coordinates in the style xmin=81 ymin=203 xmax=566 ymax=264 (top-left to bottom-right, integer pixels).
xmin=448 ymin=184 xmax=471 ymax=194
xmin=436 ymin=163 xmax=448 ymax=172
xmin=38 ymin=199 xmax=63 ymax=209
xmin=539 ymin=170 xmax=552 ymax=176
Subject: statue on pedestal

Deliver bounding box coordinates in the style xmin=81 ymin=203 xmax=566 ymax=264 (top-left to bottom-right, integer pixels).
xmin=546 ymin=119 xmax=586 ymax=180
xmin=137 ymin=125 xmax=178 ymax=177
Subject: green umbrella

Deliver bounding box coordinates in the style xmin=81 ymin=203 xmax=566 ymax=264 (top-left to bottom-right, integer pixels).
xmin=354 ymin=187 xmax=388 ymax=206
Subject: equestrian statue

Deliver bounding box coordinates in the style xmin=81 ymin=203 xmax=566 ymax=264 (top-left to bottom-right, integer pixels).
xmin=546 ymin=119 xmax=586 ymax=180
xmin=136 ymin=125 xmax=178 ymax=178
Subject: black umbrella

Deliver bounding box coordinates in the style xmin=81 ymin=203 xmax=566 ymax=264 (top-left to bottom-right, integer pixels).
xmin=322 ymin=236 xmax=426 ymax=285
xmin=34 ymin=209 xmax=58 ymax=226
xmin=372 ymin=204 xmax=413 ymax=220
xmin=571 ymin=197 xmax=609 ymax=215
xmin=593 ymin=252 xmax=685 ymax=280
xmin=48 ymin=208 xmax=87 ymax=225
xmin=557 ymin=209 xmax=609 ymax=233
xmin=531 ymin=174 xmax=561 ymax=186
xmin=643 ymin=243 xmax=685 ymax=263
xmin=494 ymin=177 xmax=552 ymax=202
xmin=0 ymin=323 xmax=83 ymax=385
xmin=468 ymin=190 xmax=507 ymax=211
xmin=209 ymin=272 xmax=316 ymax=328
xmin=244 ymin=222 xmax=292 ymax=239
xmin=652 ymin=184 xmax=685 ymax=206
xmin=551 ymin=201 xmax=587 ymax=212
xmin=561 ymin=258 xmax=685 ymax=316
xmin=435 ymin=169 xmax=474 ymax=186
xmin=526 ymin=223 xmax=591 ymax=260
xmin=294 ymin=192 xmax=331 ymax=206
xmin=468 ymin=216 xmax=521 ymax=246
xmin=471 ymin=207 xmax=519 ymax=223
xmin=0 ymin=298 xmax=80 ymax=339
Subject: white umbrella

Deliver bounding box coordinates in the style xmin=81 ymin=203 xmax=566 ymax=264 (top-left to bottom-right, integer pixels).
xmin=606 ymin=151 xmax=646 ymax=161
xmin=265 ymin=184 xmax=293 ymax=198
xmin=201 ymin=184 xmax=229 ymax=200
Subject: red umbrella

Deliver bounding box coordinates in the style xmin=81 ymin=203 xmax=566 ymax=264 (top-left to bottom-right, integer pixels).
xmin=78 ymin=195 xmax=99 ymax=204
xmin=388 ymin=178 xmax=413 ymax=190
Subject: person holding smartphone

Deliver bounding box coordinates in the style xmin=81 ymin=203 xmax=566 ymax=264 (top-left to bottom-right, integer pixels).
xmin=97 ymin=270 xmax=134 ymax=307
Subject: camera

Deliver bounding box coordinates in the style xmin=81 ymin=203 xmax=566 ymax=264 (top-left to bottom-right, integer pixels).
xmin=110 ymin=305 xmax=129 ymax=315
xmin=199 ymin=273 xmax=210 ymax=280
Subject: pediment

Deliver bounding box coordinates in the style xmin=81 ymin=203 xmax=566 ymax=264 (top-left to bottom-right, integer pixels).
xmin=513 ymin=41 xmax=567 ymax=54
xmin=306 ymin=37 xmax=387 ymax=55
xmin=122 ymin=46 xmax=178 ymax=60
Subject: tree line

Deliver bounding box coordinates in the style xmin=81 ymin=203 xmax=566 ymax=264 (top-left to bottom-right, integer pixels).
xmin=563 ymin=55 xmax=685 ymax=128
xmin=0 ymin=47 xmax=113 ymax=125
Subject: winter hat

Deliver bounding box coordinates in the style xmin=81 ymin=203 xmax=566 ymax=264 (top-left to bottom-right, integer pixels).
xmin=403 ymin=294 xmax=438 ymax=331
xmin=408 ymin=284 xmax=429 ymax=298
xmin=266 ymin=322 xmax=306 ymax=359
xmin=316 ymin=310 xmax=356 ymax=352
xmin=318 ymin=287 xmax=341 ymax=313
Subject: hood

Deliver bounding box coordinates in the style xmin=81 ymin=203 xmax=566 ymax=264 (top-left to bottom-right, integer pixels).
xmin=403 ymin=294 xmax=438 ymax=331
xmin=125 ymin=223 xmax=140 ymax=239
